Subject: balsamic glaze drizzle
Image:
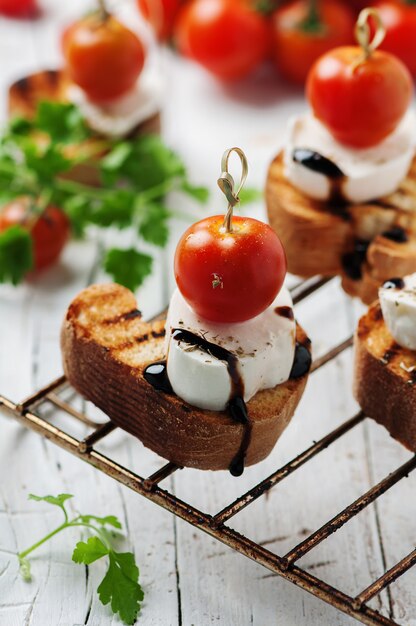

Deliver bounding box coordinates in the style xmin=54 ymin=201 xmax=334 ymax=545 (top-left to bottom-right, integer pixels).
xmin=144 ymin=328 xmax=251 ymax=476
xmin=171 ymin=329 xmax=244 ymax=398
xmin=143 ymin=361 xmax=172 ymax=393
xmin=341 ymin=240 xmax=370 ymax=281
xmin=293 ymin=148 xmax=344 ymax=178
xmin=382 ymin=226 xmax=408 ymax=244
xmin=382 ymin=277 xmax=405 ymax=290
xmin=274 ymin=306 xmax=294 ymax=320
xmin=292 ymin=148 xmax=349 ymax=210
xmin=289 ymin=341 xmax=312 ymax=379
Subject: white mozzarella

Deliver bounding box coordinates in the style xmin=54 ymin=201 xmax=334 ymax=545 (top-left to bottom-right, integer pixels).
xmin=164 ymin=287 xmax=296 ymax=411
xmin=284 ymin=110 xmax=416 ymax=204
xmin=379 ymin=273 xmax=416 ymax=350
xmin=67 ymin=65 xmax=163 ymax=138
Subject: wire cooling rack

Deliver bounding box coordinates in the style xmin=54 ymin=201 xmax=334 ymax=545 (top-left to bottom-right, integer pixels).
xmin=1 ymin=275 xmax=415 ymax=626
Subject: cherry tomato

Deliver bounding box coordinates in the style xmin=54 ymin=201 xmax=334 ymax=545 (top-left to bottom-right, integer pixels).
xmin=174 ymin=215 xmax=287 ymax=323
xmin=307 ymin=45 xmax=412 ymax=148
xmin=174 ymin=0 xmax=270 ymax=81
xmin=62 ymin=14 xmax=145 ymax=102
xmin=271 ymin=0 xmax=355 ymax=85
xmin=0 ymin=0 xmax=37 ymax=17
xmin=138 ymin=0 xmax=181 ymax=41
xmin=370 ymin=1 xmax=416 ymax=77
xmin=0 ymin=198 xmax=70 ymax=271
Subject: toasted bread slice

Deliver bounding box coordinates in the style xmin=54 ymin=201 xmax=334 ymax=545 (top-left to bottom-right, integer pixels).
xmin=266 ymin=152 xmax=416 ymax=304
xmin=8 ymin=70 xmax=161 ymax=186
xmin=354 ymin=302 xmax=416 ymax=451
xmin=61 ymin=284 xmax=310 ymax=472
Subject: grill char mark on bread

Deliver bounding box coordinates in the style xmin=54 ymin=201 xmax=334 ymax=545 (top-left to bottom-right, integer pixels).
xmin=61 ymin=284 xmax=310 ymax=471
xmin=266 ymin=153 xmax=416 ymax=304
xmin=354 ymin=302 xmax=416 ymax=451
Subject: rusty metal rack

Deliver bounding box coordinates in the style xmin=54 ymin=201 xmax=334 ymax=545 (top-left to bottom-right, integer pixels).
xmin=1 ymin=274 xmax=415 ymax=626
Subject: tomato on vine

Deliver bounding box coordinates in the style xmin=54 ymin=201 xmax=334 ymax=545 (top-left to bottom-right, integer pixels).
xmin=271 ymin=0 xmax=355 ymax=85
xmin=174 ymin=148 xmax=286 ymax=323
xmin=63 ymin=0 xmax=145 ymax=102
xmin=307 ymin=7 xmax=413 ymax=148
xmin=174 ymin=0 xmax=270 ymax=81
xmin=0 ymin=198 xmax=70 ymax=272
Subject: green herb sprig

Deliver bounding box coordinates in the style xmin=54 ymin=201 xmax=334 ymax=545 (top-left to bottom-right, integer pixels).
xmin=0 ymin=100 xmax=209 ymax=290
xmin=18 ymin=493 xmax=143 ymax=625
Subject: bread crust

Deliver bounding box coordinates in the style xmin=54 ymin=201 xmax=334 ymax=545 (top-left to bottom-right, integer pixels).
xmin=8 ymin=69 xmax=161 ymax=186
xmin=354 ymin=302 xmax=416 ymax=451
xmin=61 ymin=284 xmax=310 ymax=471
xmin=266 ymin=152 xmax=416 ymax=304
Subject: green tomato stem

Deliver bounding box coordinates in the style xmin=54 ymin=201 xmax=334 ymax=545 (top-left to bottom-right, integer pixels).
xmin=300 ymin=0 xmax=325 ymax=35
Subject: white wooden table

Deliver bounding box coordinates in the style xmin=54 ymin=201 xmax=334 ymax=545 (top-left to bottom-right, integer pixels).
xmin=1 ymin=2 xmax=416 ymax=625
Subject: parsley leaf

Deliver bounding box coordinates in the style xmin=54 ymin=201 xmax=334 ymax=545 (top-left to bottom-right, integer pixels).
xmin=18 ymin=493 xmax=145 ymax=625
xmin=72 ymin=536 xmax=109 ymax=564
xmin=78 ymin=514 xmax=122 ymax=529
xmin=104 ymin=248 xmax=153 ymax=291
xmin=90 ymin=190 xmax=136 ymax=229
xmin=0 ymin=226 xmax=33 ymax=285
xmin=28 ymin=493 xmax=73 ymax=508
xmin=98 ymin=551 xmax=144 ymax=625
xmin=138 ymin=202 xmax=170 ymax=247
xmin=0 ymin=100 xmax=209 ymax=287
xmin=35 ymin=101 xmax=89 ymax=143
xmin=239 ymin=187 xmax=262 ymax=206
xmin=62 ymin=195 xmax=92 ymax=237
xmin=181 ymin=180 xmax=210 ymax=203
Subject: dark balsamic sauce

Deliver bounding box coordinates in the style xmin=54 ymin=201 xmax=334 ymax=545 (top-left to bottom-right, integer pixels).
xmin=382 ymin=226 xmax=408 ymax=244
xmin=143 ymin=361 xmax=172 ymax=393
xmin=293 ymin=148 xmax=344 ymax=178
xmin=293 ymin=148 xmax=348 ymax=209
xmin=171 ymin=329 xmax=244 ymax=398
xmin=289 ymin=341 xmax=312 ymax=379
xmin=171 ymin=329 xmax=251 ymax=476
xmin=341 ymin=240 xmax=370 ymax=280
xmin=382 ymin=277 xmax=405 ymax=290
xmin=274 ymin=306 xmax=294 ymax=320
xmin=144 ymin=328 xmax=251 ymax=476
xmin=228 ymin=397 xmax=252 ymax=477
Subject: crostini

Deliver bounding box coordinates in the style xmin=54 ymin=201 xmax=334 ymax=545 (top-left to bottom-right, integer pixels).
xmin=61 ymin=148 xmax=311 ymax=474
xmin=8 ymin=2 xmax=162 ymax=185
xmin=354 ymin=274 xmax=416 ymax=450
xmin=266 ymin=9 xmax=416 ymax=304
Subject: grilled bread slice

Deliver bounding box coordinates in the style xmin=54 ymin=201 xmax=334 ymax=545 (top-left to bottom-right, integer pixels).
xmin=8 ymin=70 xmax=161 ymax=186
xmin=354 ymin=301 xmax=416 ymax=451
xmin=266 ymin=152 xmax=416 ymax=304
xmin=61 ymin=283 xmax=310 ymax=472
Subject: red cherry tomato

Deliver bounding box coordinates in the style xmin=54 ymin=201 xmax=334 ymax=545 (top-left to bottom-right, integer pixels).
xmin=138 ymin=0 xmax=181 ymax=41
xmin=62 ymin=14 xmax=145 ymax=102
xmin=307 ymin=45 xmax=413 ymax=148
xmin=174 ymin=0 xmax=270 ymax=81
xmin=370 ymin=1 xmax=416 ymax=77
xmin=174 ymin=215 xmax=287 ymax=323
xmin=0 ymin=0 xmax=36 ymax=17
xmin=271 ymin=0 xmax=355 ymax=85
xmin=0 ymin=199 xmax=70 ymax=271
